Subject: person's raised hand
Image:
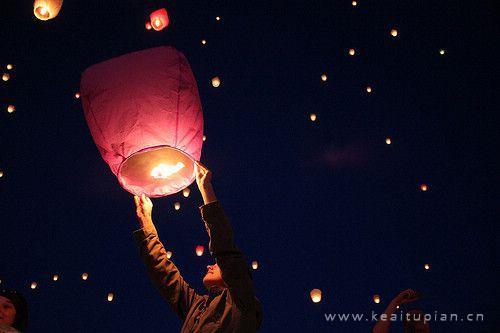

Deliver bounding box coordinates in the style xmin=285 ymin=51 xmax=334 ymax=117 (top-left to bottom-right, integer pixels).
xmin=134 ymin=194 xmax=154 ymax=230
xmin=393 ymin=289 xmax=420 ymax=306
xmin=194 ymin=162 xmax=217 ymax=204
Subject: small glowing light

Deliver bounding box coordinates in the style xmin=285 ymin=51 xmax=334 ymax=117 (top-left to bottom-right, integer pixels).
xmin=424 ymin=263 xmax=430 ymax=270
xmin=75 ymin=92 xmax=80 ymax=99
xmin=52 ymin=274 xmax=59 ymax=281
xmin=7 ymin=105 xmax=15 ymax=113
xmin=321 ymin=74 xmax=327 ymax=82
xmin=2 ymin=73 xmax=10 ymax=81
xmin=196 ymin=245 xmax=204 ymax=256
xmin=352 ymin=0 xmax=357 ymax=6
xmin=153 ymin=18 xmax=161 ymax=28
xmin=211 ymin=76 xmax=221 ymax=88
xmin=174 ymin=202 xmax=181 ymax=210
xmin=373 ymin=295 xmax=381 ymax=304
xmin=30 ymin=282 xmax=38 ymax=289
xmin=107 ymin=293 xmax=114 ymax=302
xmin=182 ymin=187 xmax=190 ymax=197
xmin=385 ymin=137 xmax=392 ymax=145
xmin=203 ymin=135 xmax=207 ymax=142
xmin=166 ymin=251 xmax=173 ymax=259
xmin=0 ymin=171 xmax=4 ymax=178
xmin=39 ymin=6 xmax=48 ymax=15
xmin=201 ymin=39 xmax=207 ymax=45
xmin=216 ymin=16 xmax=221 ymax=21
xmin=310 ymin=289 xmax=322 ymax=303
xmin=390 ymin=28 xmax=398 ymax=37
xmin=396 ymin=305 xmax=400 ymax=309
xmin=348 ymin=48 xmax=356 ymax=56
xmin=310 ymin=113 xmax=317 ymax=122
xmin=151 ymin=162 xmax=185 ymax=179
xmin=6 ymin=64 xmax=13 ymax=70
xmin=420 ymin=184 xmax=428 ymax=192
xmin=81 ymin=273 xmax=89 ymax=281
xmin=252 ymin=261 xmax=258 ymax=270
xmin=366 ymin=86 xmax=372 ymax=93
xmin=145 ymin=22 xmax=152 ymax=30
xmin=439 ymin=49 xmax=446 ymax=55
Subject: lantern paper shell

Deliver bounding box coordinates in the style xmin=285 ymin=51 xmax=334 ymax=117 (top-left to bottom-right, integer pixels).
xmin=34 ymin=0 xmax=63 ymax=21
xmin=81 ymin=47 xmax=204 ymax=197
xmin=196 ymin=245 xmax=204 ymax=256
xmin=310 ymin=289 xmax=322 ymax=303
xmin=150 ymin=8 xmax=169 ymax=31
xmin=373 ymin=295 xmax=381 ymax=303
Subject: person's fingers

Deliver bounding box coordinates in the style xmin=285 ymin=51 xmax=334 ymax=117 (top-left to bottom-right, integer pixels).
xmin=134 ymin=195 xmax=140 ymax=208
xmin=195 ymin=160 xmax=208 ymax=173
xmin=141 ymin=193 xmax=146 ymax=204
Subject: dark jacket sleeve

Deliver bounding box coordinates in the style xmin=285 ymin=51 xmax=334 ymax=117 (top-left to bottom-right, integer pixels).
xmin=133 ymin=229 xmax=203 ymax=320
xmin=200 ymin=201 xmax=256 ymax=311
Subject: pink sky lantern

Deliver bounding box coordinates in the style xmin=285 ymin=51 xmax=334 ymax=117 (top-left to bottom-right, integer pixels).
xmin=80 ymin=46 xmax=204 ymax=197
xmin=196 ymin=245 xmax=204 ymax=256
xmin=150 ymin=8 xmax=169 ymax=31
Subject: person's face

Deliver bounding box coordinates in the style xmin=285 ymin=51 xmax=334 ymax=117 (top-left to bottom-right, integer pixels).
xmin=202 ymin=263 xmax=226 ymax=289
xmin=0 ymin=296 xmax=16 ymax=327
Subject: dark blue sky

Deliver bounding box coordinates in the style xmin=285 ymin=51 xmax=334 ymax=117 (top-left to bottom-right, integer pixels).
xmin=0 ymin=0 xmax=497 ymax=332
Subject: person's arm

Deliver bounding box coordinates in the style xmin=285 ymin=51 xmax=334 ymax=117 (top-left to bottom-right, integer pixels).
xmin=372 ymin=289 xmax=420 ymax=333
xmin=133 ymin=194 xmax=202 ymax=320
xmin=195 ymin=164 xmax=256 ymax=311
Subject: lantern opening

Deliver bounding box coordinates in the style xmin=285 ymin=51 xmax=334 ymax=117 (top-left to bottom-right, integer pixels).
xmin=118 ymin=146 xmax=196 ymax=197
xmin=35 ymin=6 xmax=50 ymax=19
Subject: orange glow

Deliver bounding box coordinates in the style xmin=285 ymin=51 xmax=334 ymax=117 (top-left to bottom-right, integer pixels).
xmin=420 ymin=184 xmax=428 ymax=192
xmin=385 ymin=137 xmax=392 ymax=145
xmin=174 ymin=202 xmax=180 ymax=210
xmin=6 ymin=64 xmax=13 ymax=70
xmin=34 ymin=0 xmax=63 ymax=21
xmin=53 ymin=274 xmax=59 ymax=281
xmin=149 ymin=8 xmax=169 ymax=31
xmin=145 ymin=22 xmax=152 ymax=30
xmin=310 ymin=113 xmax=317 ymax=122
xmin=390 ymin=28 xmax=398 ymax=37
xmin=321 ymin=74 xmax=327 ymax=82
xmin=75 ymin=92 xmax=80 ymax=99
xmin=196 ymin=245 xmax=204 ymax=256
xmin=424 ymin=263 xmax=430 ymax=270
xmin=373 ymin=295 xmax=381 ymax=303
xmin=151 ymin=162 xmax=185 ymax=179
xmin=182 ymin=187 xmax=190 ymax=197
xmin=7 ymin=105 xmax=15 ymax=113
xmin=366 ymin=86 xmax=372 ymax=93
xmin=310 ymin=289 xmax=322 ymax=303
xmin=348 ymin=48 xmax=356 ymax=56
xmin=81 ymin=272 xmax=89 ymax=280
xmin=252 ymin=261 xmax=258 ymax=270
xmin=30 ymin=282 xmax=38 ymax=289
xmin=154 ymin=18 xmax=161 ymax=28
xmin=211 ymin=76 xmax=221 ymax=88
xmin=2 ymin=73 xmax=10 ymax=81
xmin=166 ymin=251 xmax=173 ymax=259
xmin=107 ymin=293 xmax=114 ymax=302
xmin=352 ymin=1 xmax=357 ymax=6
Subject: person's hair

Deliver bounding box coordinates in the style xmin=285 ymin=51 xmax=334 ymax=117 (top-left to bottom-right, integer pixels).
xmin=0 ymin=289 xmax=29 ymax=332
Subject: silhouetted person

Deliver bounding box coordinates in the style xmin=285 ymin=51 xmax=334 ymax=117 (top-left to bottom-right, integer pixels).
xmin=372 ymin=289 xmax=429 ymax=333
xmin=0 ymin=290 xmax=28 ymax=333
xmin=133 ymin=163 xmax=262 ymax=332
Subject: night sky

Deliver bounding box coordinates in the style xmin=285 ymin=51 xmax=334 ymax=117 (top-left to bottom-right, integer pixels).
xmin=0 ymin=1 xmax=498 ymax=332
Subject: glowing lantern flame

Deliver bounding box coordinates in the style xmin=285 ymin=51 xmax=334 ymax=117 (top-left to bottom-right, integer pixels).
xmin=211 ymin=76 xmax=221 ymax=88
xmin=216 ymin=16 xmax=221 ymax=21
xmin=174 ymin=202 xmax=181 ymax=210
xmin=252 ymin=261 xmax=258 ymax=270
xmin=420 ymin=184 xmax=428 ymax=192
xmin=203 ymin=135 xmax=207 ymax=142
xmin=439 ymin=49 xmax=445 ymax=55
xmin=107 ymin=293 xmax=114 ymax=302
xmin=166 ymin=251 xmax=173 ymax=259
xmin=2 ymin=73 xmax=10 ymax=81
xmin=6 ymin=64 xmax=13 ymax=70
xmin=321 ymin=74 xmax=327 ymax=82
xmin=150 ymin=8 xmax=169 ymax=31
xmin=33 ymin=0 xmax=63 ymax=21
xmin=373 ymin=295 xmax=381 ymax=303
xmin=352 ymin=1 xmax=358 ymax=6
xmin=385 ymin=137 xmax=392 ymax=145
xmin=424 ymin=263 xmax=430 ymax=270
xmin=81 ymin=273 xmax=89 ymax=280
xmin=151 ymin=162 xmax=185 ymax=179
xmin=348 ymin=48 xmax=356 ymax=56
xmin=366 ymin=86 xmax=372 ymax=93
xmin=201 ymin=39 xmax=207 ymax=45
xmin=182 ymin=187 xmax=190 ymax=197
xmin=75 ymin=92 xmax=80 ymax=99
xmin=310 ymin=113 xmax=317 ymax=122
xmin=53 ymin=274 xmax=59 ymax=281
xmin=196 ymin=245 xmax=204 ymax=256
xmin=310 ymin=289 xmax=322 ymax=303
xmin=390 ymin=29 xmax=398 ymax=37
xmin=145 ymin=22 xmax=152 ymax=30
xmin=7 ymin=105 xmax=15 ymax=113
xmin=30 ymin=282 xmax=38 ymax=289
xmin=0 ymin=171 xmax=4 ymax=178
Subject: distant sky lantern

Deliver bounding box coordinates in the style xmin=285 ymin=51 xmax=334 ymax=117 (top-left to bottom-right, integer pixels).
xmin=310 ymin=113 xmax=317 ymax=122
xmin=182 ymin=187 xmax=190 ymax=197
xmin=390 ymin=28 xmax=398 ymax=37
xmin=348 ymin=48 xmax=356 ymax=56
xmin=174 ymin=201 xmax=181 ymax=210
xmin=166 ymin=251 xmax=173 ymax=259
xmin=373 ymin=295 xmax=381 ymax=304
xmin=366 ymin=86 xmax=372 ymax=93
xmin=211 ymin=76 xmax=221 ymax=88
xmin=202 ymin=135 xmax=207 ymax=142
xmin=321 ymin=74 xmax=327 ymax=82
xmin=0 ymin=171 xmax=4 ymax=178
xmin=81 ymin=47 xmax=203 ymax=197
xmin=310 ymin=289 xmax=322 ymax=303
xmin=2 ymin=73 xmax=9 ymax=81
xmin=150 ymin=8 xmax=169 ymax=31
xmin=439 ymin=49 xmax=446 ymax=55
xmin=6 ymin=64 xmax=13 ymax=70
xmin=81 ymin=273 xmax=89 ymax=281
xmin=107 ymin=293 xmax=114 ymax=302
xmin=145 ymin=22 xmax=152 ymax=30
xmin=252 ymin=261 xmax=258 ymax=270
xmin=30 ymin=282 xmax=38 ymax=290
xmin=75 ymin=92 xmax=80 ymax=99
xmin=33 ymin=0 xmax=63 ymax=21
xmin=216 ymin=16 xmax=221 ymax=21
xmin=420 ymin=184 xmax=428 ymax=192
xmin=424 ymin=263 xmax=431 ymax=270
xmin=196 ymin=245 xmax=204 ymax=256
xmin=52 ymin=274 xmax=59 ymax=281
xmin=385 ymin=137 xmax=392 ymax=145
xmin=201 ymin=39 xmax=207 ymax=45
xmin=7 ymin=105 xmax=15 ymax=113
xmin=352 ymin=0 xmax=358 ymax=6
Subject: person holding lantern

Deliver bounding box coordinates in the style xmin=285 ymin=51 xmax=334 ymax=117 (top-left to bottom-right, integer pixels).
xmin=133 ymin=163 xmax=262 ymax=332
